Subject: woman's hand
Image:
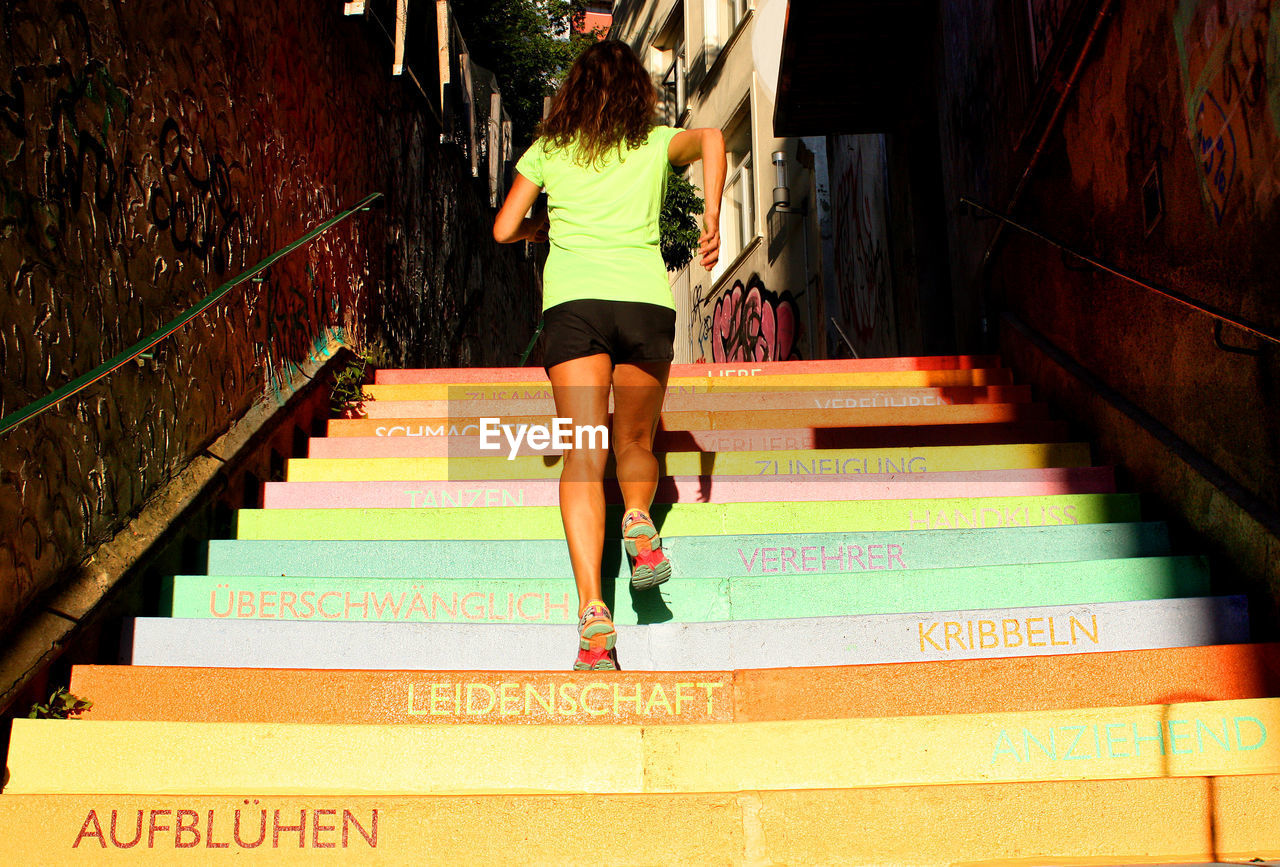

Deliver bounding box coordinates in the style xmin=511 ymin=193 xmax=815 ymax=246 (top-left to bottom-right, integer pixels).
xmin=527 ymin=213 xmax=549 ymax=244
xmin=699 ymin=211 xmax=720 ymax=270
xmin=669 ymin=128 xmax=726 ymax=272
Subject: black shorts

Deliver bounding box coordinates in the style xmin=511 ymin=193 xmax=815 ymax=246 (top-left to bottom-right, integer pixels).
xmin=542 ymin=300 xmax=676 ymax=372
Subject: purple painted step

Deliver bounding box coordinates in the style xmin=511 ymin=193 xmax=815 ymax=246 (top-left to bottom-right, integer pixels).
xmin=261 ymin=467 xmax=1117 ymax=509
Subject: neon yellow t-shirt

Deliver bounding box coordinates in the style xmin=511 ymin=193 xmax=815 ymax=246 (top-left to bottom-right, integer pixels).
xmin=515 ymin=125 xmax=682 ymax=312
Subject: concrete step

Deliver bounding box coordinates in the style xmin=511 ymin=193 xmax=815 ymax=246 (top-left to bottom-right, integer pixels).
xmin=206 ymin=522 xmax=1172 ymax=579
xmin=376 ymin=356 xmax=1004 ymax=382
xmin=383 ymin=384 xmax=1034 ymax=420
xmin=287 ymin=442 xmax=1094 ymax=480
xmin=126 ymin=596 xmax=1249 ymax=670
xmin=310 ymin=420 xmax=1074 ymax=456
xmin=69 ymin=642 xmax=1280 ymax=725
xmin=235 ymin=495 xmax=1140 ymax=540
xmin=164 ymin=555 xmax=1209 ymax=624
xmin=261 ymin=467 xmax=1117 ymax=509
xmin=3 ymin=780 xmax=1279 ymax=861
xmin=7 ymin=697 xmax=1279 ymax=794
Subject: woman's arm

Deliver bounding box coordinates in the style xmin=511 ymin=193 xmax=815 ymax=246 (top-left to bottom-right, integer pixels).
xmin=493 ymin=173 xmax=547 ymax=243
xmin=668 ymin=128 xmax=726 ymax=271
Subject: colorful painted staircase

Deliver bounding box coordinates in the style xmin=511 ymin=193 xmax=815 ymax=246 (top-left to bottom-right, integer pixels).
xmin=4 ymin=356 xmax=1280 ymax=862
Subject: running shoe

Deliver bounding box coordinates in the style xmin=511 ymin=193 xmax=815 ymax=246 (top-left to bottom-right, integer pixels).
xmin=622 ymin=507 xmax=671 ymax=590
xmin=574 ymin=601 xmax=618 ymax=671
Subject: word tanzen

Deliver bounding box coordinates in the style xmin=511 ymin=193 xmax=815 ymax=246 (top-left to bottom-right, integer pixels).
xmin=9 ymin=699 xmax=1280 ymax=794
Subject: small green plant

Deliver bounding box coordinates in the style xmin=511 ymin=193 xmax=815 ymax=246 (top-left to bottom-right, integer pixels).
xmin=28 ymin=687 xmax=92 ymax=719
xmin=661 ymin=170 xmax=705 ymax=272
xmin=330 ymin=354 xmax=374 ymax=417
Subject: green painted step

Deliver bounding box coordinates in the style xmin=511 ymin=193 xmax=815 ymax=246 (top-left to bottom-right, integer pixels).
xmin=235 ymin=495 xmax=1141 ymax=540
xmin=205 ymin=523 xmax=1172 ymax=578
xmin=165 ymin=555 xmax=1209 ymax=624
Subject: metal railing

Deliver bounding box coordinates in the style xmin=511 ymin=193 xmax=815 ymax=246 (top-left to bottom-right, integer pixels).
xmin=0 ymin=191 xmax=384 ymax=437
xmin=959 ymin=196 xmax=1280 ymax=355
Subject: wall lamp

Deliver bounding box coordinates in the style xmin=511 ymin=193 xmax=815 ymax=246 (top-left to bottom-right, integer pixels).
xmin=769 ymin=150 xmax=807 ymax=218
xmin=767 ymin=150 xmax=806 ymax=260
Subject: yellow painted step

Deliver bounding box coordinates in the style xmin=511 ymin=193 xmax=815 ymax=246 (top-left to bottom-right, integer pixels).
xmin=1 ymin=780 xmax=1279 ymax=862
xmin=6 ymin=699 xmax=1279 ymax=795
xmin=286 ymin=442 xmax=1093 ymax=482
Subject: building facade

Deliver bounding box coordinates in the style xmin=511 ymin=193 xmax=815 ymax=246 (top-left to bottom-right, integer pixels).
xmin=612 ymin=0 xmax=830 ymax=363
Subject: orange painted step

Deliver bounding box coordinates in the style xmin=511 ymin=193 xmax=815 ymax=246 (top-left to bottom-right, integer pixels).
xmin=374 ymin=356 xmax=1005 ymax=383
xmin=69 ymin=644 xmax=1280 ymax=726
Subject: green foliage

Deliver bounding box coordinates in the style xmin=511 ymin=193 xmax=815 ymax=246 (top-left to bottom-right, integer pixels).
xmin=661 ymin=171 xmax=705 ymax=272
xmin=28 ymin=687 xmax=92 ymax=719
xmin=449 ymin=0 xmax=601 ymax=147
xmin=330 ymin=353 xmax=374 ymax=417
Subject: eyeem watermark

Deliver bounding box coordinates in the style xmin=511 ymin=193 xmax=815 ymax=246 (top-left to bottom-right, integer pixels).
xmin=478 ymin=417 xmax=609 ymax=460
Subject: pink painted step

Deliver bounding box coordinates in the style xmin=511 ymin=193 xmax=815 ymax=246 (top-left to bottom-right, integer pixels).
xmin=311 ymin=422 xmax=1073 ymax=458
xmin=375 ymin=356 xmax=1003 ymax=384
xmin=261 ymin=467 xmax=1116 ymax=509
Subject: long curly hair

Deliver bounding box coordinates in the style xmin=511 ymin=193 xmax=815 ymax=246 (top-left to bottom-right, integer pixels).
xmin=539 ymin=40 xmax=658 ymax=167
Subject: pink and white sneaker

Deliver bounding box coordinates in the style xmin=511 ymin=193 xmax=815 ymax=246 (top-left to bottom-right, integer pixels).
xmin=574 ymin=601 xmax=618 ymax=671
xmin=622 ymin=508 xmax=671 ymax=590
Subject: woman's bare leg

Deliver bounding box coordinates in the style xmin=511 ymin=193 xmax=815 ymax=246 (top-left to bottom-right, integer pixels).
xmin=611 ymin=360 xmax=672 ymax=588
xmin=610 ymin=360 xmax=671 ymax=511
xmin=547 ymin=353 xmax=613 ymax=614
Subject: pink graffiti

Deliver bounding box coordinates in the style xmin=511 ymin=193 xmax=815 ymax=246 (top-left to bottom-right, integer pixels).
xmin=710 ymin=276 xmax=798 ymax=362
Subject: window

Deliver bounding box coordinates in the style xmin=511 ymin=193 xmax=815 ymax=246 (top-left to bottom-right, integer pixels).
xmin=704 ymin=0 xmax=748 ymax=64
xmin=660 ymin=43 xmax=686 ymax=123
xmin=653 ymin=4 xmax=686 ymax=125
xmin=713 ymin=112 xmax=755 ymax=282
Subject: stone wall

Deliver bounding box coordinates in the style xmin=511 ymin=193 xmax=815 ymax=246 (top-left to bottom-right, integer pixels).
xmin=932 ymin=0 xmax=1280 ymax=594
xmin=0 ymin=0 xmax=537 ymax=634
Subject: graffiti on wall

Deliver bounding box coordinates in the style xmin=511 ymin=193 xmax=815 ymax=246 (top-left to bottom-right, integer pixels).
xmin=0 ymin=0 xmax=536 ymax=635
xmin=709 ymin=275 xmax=799 ymax=363
xmin=683 ymin=273 xmax=799 ymax=363
xmin=687 ymin=276 xmax=715 ymax=361
xmin=829 ymin=135 xmax=895 ymax=357
xmin=1174 ymin=0 xmax=1280 ymax=224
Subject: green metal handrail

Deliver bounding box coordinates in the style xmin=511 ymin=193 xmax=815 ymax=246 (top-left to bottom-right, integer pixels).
xmin=0 ymin=191 xmax=384 ymax=437
xmin=518 ymin=319 xmax=544 ymax=367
